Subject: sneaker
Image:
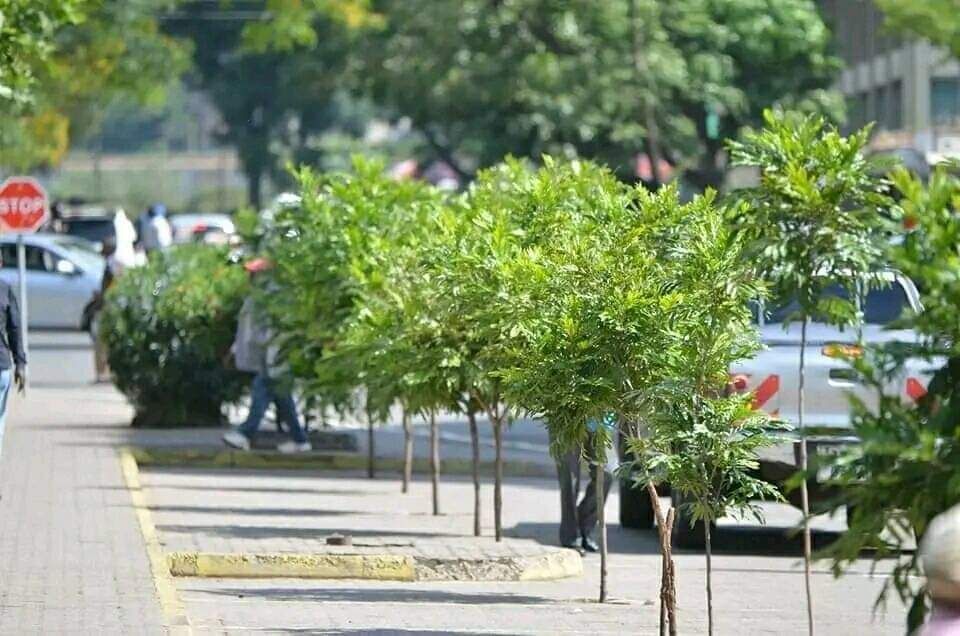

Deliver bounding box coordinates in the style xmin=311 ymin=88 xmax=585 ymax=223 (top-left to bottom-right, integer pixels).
xmin=223 ymin=430 xmax=251 ymax=451
xmin=581 ymin=536 xmax=600 ymax=553
xmin=277 ymin=440 xmax=312 ymax=454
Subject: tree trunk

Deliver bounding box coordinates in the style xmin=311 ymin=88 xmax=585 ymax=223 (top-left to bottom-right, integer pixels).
xmin=430 ymin=410 xmax=440 ymax=516
xmin=646 ymin=482 xmax=677 ymax=636
xmin=629 ymin=0 xmax=664 ymax=189
xmin=705 ymin=517 xmax=714 ymax=636
xmin=367 ymin=412 xmax=376 ymax=479
xmin=401 ymin=409 xmax=413 ymax=494
xmin=246 ymin=166 xmax=263 ymax=210
xmin=467 ymin=407 xmax=481 ymax=537
xmin=799 ymin=317 xmax=814 ymax=636
xmin=597 ymin=462 xmax=608 ymax=603
xmin=493 ymin=415 xmax=504 ymax=542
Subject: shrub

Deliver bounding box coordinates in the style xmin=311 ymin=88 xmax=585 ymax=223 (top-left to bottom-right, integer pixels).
xmin=100 ymin=245 xmax=249 ymax=427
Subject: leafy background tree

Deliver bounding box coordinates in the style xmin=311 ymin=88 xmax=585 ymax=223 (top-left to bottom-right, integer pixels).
xmin=241 ymin=0 xmax=841 ymax=188
xmin=876 ymin=0 xmax=960 ymax=58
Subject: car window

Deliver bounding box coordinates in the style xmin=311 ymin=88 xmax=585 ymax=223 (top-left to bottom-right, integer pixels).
xmin=764 ymin=284 xmax=850 ymax=324
xmin=0 ymin=245 xmax=51 ymax=271
xmin=863 ymin=282 xmax=909 ymax=325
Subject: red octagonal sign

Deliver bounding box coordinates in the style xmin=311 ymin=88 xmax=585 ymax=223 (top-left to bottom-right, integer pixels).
xmin=0 ymin=177 xmax=49 ymax=234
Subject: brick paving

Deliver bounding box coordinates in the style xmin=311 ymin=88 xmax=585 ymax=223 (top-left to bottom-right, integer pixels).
xmin=0 ymin=383 xmax=166 ymax=634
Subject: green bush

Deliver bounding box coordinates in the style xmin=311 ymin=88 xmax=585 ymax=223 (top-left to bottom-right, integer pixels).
xmin=100 ymin=245 xmax=249 ymax=427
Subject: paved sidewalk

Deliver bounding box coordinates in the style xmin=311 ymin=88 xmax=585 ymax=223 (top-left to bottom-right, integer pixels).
xmin=0 ymin=383 xmax=166 ymax=634
xmin=140 ymin=466 xmax=908 ymax=634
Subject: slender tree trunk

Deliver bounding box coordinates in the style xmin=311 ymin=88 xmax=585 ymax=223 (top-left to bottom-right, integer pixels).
xmin=367 ymin=411 xmax=376 ymax=479
xmin=597 ymin=462 xmax=608 ymax=603
xmin=401 ymin=409 xmax=413 ymax=494
xmin=798 ymin=317 xmax=814 ymax=636
xmin=705 ymin=517 xmax=714 ymax=636
xmin=467 ymin=407 xmax=481 ymax=536
xmin=647 ymin=482 xmax=677 ymax=636
xmin=430 ymin=410 xmax=440 ymax=516
xmin=493 ymin=414 xmax=504 ymax=542
xmin=629 ymin=0 xmax=664 ymax=188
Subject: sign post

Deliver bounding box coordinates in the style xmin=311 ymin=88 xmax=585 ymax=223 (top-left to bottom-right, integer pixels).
xmin=0 ymin=177 xmax=51 ymax=393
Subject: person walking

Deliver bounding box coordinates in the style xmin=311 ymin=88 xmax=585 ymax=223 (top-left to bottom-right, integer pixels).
xmin=554 ymin=417 xmax=614 ymax=552
xmin=0 ymin=258 xmax=26 ymax=459
xmin=139 ymin=204 xmax=172 ymax=254
xmin=222 ymin=258 xmax=312 ymax=454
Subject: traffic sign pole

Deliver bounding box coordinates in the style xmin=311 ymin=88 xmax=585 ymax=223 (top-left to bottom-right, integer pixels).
xmin=0 ymin=176 xmax=50 ymax=397
xmin=16 ymin=234 xmax=27 ymax=394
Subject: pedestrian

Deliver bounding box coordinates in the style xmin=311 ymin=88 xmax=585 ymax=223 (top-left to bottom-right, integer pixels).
xmin=0 ymin=253 xmax=26 ymax=458
xmin=139 ymin=204 xmax=172 ymax=254
xmin=554 ymin=416 xmax=614 ymax=552
xmin=86 ymin=236 xmax=128 ymax=384
xmin=920 ymin=503 xmax=960 ymax=634
xmin=222 ymin=257 xmax=312 ymax=454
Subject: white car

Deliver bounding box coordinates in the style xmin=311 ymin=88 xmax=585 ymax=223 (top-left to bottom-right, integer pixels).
xmin=0 ymin=234 xmax=105 ymax=330
xmin=169 ymin=213 xmax=236 ymax=245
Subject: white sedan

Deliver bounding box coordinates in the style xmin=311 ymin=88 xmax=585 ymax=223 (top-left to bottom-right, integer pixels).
xmin=0 ymin=234 xmax=105 ymax=330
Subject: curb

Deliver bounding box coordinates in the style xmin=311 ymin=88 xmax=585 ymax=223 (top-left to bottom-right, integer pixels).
xmin=168 ymin=552 xmax=416 ymax=581
xmin=119 ymin=450 xmax=192 ymax=634
xmin=167 ymin=549 xmax=582 ymax=582
xmin=129 ymin=447 xmax=556 ymax=478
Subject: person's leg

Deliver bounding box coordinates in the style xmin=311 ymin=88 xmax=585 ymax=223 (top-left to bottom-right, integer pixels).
xmin=0 ymin=369 xmax=13 ymax=459
xmin=271 ymin=381 xmax=308 ymax=444
xmin=238 ymin=374 xmax=271 ymax=441
xmin=556 ymin=447 xmax=582 ymax=547
xmin=577 ymin=441 xmax=614 ymax=541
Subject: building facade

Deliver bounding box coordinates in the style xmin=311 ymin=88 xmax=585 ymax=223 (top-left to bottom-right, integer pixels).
xmin=819 ymin=0 xmax=960 ymax=161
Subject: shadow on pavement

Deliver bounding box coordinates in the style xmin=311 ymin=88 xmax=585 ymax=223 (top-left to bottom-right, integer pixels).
xmin=156 ymin=524 xmax=453 ymax=540
xmin=506 ymin=522 xmax=661 ymax=555
xmin=193 ymin=586 xmax=560 ymax=605
xmin=147 ymin=505 xmax=361 ymax=517
xmin=508 ymin=520 xmax=850 ymax=557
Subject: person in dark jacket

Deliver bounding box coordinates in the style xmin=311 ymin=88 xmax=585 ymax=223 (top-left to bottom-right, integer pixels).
xmin=0 ymin=262 xmax=27 ymax=457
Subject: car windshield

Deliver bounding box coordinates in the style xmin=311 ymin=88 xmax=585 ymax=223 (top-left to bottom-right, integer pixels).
xmin=759 ymin=280 xmax=910 ymax=326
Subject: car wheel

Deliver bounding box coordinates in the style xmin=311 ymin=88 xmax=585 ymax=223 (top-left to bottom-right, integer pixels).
xmin=672 ymin=491 xmax=715 ymax=550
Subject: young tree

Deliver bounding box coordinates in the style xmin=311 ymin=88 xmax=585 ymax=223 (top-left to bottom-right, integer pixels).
xmin=728 ymin=111 xmax=892 ymax=635
xmin=824 ymin=165 xmax=960 ymax=632
xmin=626 ymin=195 xmax=783 ymax=635
xmin=261 ymin=157 xmax=442 ymax=474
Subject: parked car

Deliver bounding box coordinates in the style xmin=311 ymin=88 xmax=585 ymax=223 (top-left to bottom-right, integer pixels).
xmin=0 ymin=234 xmax=105 ymax=330
xmin=619 ymin=271 xmax=933 ymax=545
xmin=170 ymin=213 xmax=235 ymax=245
xmin=57 ymin=201 xmax=123 ymax=251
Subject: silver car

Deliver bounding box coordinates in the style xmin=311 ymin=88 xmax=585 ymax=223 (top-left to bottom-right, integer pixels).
xmin=0 ymin=234 xmax=105 ymax=330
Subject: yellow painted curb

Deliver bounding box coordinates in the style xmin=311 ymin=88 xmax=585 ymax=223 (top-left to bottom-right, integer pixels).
xmin=131 ymin=447 xmax=554 ymax=478
xmin=168 ymin=552 xmax=416 ymax=581
xmin=120 ymin=450 xmax=192 ymax=633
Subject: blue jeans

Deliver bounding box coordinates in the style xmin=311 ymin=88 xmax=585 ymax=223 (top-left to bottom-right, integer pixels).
xmin=239 ymin=373 xmax=307 ymax=444
xmin=0 ymin=370 xmax=12 ymax=458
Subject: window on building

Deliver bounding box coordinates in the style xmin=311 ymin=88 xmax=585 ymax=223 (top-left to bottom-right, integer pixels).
xmin=875 ymin=85 xmax=888 ymax=130
xmin=889 ymin=80 xmax=903 ymax=130
xmin=848 ymin=92 xmax=869 ymax=130
xmin=932 ymin=78 xmax=960 ymax=127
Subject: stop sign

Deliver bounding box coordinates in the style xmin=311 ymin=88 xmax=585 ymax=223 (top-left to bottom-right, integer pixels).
xmin=0 ymin=177 xmax=49 ymax=234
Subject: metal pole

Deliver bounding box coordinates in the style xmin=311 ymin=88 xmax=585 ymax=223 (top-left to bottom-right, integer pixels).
xmin=16 ymin=233 xmax=28 ymax=392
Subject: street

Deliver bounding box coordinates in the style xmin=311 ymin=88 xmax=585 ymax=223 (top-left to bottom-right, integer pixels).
xmin=0 ymin=331 xmax=906 ymax=634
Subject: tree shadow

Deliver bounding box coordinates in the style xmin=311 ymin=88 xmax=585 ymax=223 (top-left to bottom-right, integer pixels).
xmin=147 ymin=505 xmax=360 ymax=517
xmin=191 ymin=586 xmax=559 ymax=606
xmin=155 ymin=524 xmax=452 ymax=541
